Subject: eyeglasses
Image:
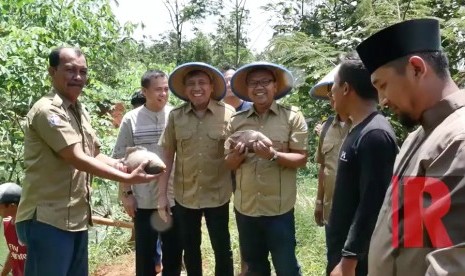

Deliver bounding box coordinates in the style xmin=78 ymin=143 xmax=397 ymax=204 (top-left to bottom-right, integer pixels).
xmin=246 ymin=79 xmax=274 ymax=88
xmin=185 ymin=81 xmax=210 ymax=87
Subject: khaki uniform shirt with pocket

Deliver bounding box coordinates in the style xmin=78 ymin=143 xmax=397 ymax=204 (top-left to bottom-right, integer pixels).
xmin=315 ymin=116 xmax=349 ymax=222
xmin=159 ymin=100 xmax=235 ymax=209
xmin=226 ymin=102 xmax=308 ymax=217
xmin=17 ymin=90 xmax=100 ymax=231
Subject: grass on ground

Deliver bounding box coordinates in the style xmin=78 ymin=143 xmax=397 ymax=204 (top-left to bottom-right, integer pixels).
xmin=90 ymin=168 xmax=326 ymax=275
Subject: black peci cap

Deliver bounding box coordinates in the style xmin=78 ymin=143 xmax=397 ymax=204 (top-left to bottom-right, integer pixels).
xmin=356 ymin=18 xmax=440 ymax=74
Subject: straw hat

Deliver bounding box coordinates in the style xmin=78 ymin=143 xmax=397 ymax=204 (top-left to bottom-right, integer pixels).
xmin=230 ymin=62 xmax=294 ymax=102
xmin=168 ymin=62 xmax=226 ymax=101
xmin=309 ymin=64 xmax=340 ymax=100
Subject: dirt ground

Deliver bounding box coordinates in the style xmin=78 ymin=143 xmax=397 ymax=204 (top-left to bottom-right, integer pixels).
xmin=93 ymin=253 xmax=135 ymax=276
xmin=93 ymin=253 xmax=187 ymax=276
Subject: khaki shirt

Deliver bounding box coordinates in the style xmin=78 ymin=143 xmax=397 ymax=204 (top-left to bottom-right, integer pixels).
xmin=369 ymin=90 xmax=465 ymax=275
xmin=112 ymin=105 xmax=175 ymax=209
xmin=226 ymin=102 xmax=308 ymax=217
xmin=315 ymin=116 xmax=349 ymax=222
xmin=159 ymin=100 xmax=234 ymax=209
xmin=17 ymin=90 xmax=100 ymax=231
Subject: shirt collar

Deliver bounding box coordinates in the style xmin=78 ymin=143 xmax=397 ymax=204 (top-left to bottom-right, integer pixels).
xmin=421 ymin=90 xmax=465 ymax=131
xmin=184 ymin=99 xmax=219 ymax=115
xmin=51 ymin=88 xmax=81 ymax=110
xmin=246 ymin=101 xmax=278 ymax=118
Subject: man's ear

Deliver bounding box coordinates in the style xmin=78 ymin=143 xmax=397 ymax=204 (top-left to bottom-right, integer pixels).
xmin=343 ymin=82 xmax=350 ymax=96
xmin=408 ymin=56 xmax=427 ymax=78
xmin=48 ymin=66 xmax=55 ymax=77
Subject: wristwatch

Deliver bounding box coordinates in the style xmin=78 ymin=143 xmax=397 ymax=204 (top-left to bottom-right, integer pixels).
xmin=122 ymin=190 xmax=133 ymax=198
xmin=269 ymin=150 xmax=278 ymax=161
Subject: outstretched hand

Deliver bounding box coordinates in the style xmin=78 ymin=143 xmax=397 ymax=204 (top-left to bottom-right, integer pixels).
xmin=126 ymin=160 xmax=162 ymax=184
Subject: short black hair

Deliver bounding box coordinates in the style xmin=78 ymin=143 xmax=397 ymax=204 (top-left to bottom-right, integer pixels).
xmin=221 ymin=65 xmax=237 ymax=73
xmin=338 ymin=52 xmax=378 ymax=101
xmin=49 ymin=47 xmax=83 ymax=67
xmin=245 ymin=66 xmax=276 ymax=83
xmin=388 ymin=51 xmax=450 ymax=80
xmin=141 ymin=70 xmax=167 ymax=89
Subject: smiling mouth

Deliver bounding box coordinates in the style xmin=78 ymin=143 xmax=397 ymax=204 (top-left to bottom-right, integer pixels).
xmin=193 ymin=93 xmax=203 ymax=97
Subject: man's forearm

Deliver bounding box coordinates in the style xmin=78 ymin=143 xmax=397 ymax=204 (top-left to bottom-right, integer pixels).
xmin=316 ymin=164 xmax=325 ymax=201
xmin=158 ymin=149 xmax=174 ymax=198
xmin=95 ymin=153 xmax=121 ymax=167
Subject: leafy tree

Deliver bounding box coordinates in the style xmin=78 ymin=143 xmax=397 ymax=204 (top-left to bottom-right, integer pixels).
xmin=264 ymin=0 xmax=465 ymax=150
xmin=210 ymin=0 xmax=254 ymax=67
xmin=162 ymin=0 xmax=221 ymax=64
xmin=0 ymin=0 xmax=127 ymax=182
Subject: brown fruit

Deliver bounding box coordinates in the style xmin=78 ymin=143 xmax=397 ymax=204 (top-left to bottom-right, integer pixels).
xmin=225 ymin=130 xmax=273 ymax=152
xmin=122 ymin=146 xmax=166 ymax=174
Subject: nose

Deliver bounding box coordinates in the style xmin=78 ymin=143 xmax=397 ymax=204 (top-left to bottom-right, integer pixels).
xmin=379 ymin=97 xmax=389 ymax=109
xmin=192 ymin=82 xmax=202 ymax=90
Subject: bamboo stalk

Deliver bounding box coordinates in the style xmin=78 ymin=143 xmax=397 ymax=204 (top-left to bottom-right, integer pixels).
xmin=91 ymin=216 xmax=133 ymax=229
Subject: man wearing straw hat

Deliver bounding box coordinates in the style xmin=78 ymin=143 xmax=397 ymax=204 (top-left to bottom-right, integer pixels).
xmin=225 ymin=62 xmax=308 ymax=275
xmin=356 ymin=18 xmax=465 ymax=275
xmin=157 ymin=62 xmax=235 ymax=276
xmin=309 ymin=64 xmax=350 ymax=274
xmin=310 ymin=64 xmax=350 ymax=227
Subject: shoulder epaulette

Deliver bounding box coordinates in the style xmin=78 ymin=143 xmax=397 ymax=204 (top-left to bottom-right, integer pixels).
xmin=171 ymin=102 xmax=188 ymax=111
xmin=232 ymin=109 xmax=249 ymax=117
xmin=279 ymin=103 xmax=300 ymax=113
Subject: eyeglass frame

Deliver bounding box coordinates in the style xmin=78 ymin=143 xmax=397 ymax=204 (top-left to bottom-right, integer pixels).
xmin=246 ymin=78 xmax=275 ymax=88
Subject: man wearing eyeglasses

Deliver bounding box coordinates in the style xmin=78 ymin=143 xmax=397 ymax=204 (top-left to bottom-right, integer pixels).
xmin=225 ymin=62 xmax=308 ymax=276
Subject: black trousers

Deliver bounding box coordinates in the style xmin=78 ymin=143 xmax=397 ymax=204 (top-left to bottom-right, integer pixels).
xmin=175 ymin=201 xmax=234 ymax=276
xmin=326 ymin=224 xmax=368 ymax=276
xmin=134 ymin=208 xmax=183 ymax=276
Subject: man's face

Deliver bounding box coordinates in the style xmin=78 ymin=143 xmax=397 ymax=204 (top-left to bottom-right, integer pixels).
xmin=371 ymin=65 xmax=418 ymax=128
xmin=0 ymin=204 xmax=8 ymax=218
xmin=142 ymin=76 xmax=169 ymax=111
xmin=48 ymin=48 xmax=87 ymax=102
xmin=330 ymin=71 xmax=348 ymax=118
xmin=184 ymin=72 xmax=213 ymax=109
xmin=246 ymin=70 xmax=277 ymax=106
xmin=223 ymin=69 xmax=236 ymax=99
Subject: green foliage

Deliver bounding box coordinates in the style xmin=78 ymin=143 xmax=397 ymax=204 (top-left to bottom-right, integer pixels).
xmin=211 ymin=5 xmax=254 ymax=67
xmin=0 ymin=0 xmax=126 ymax=183
xmin=0 ymin=0 xmax=178 ymax=183
xmin=162 ymin=0 xmax=222 ymax=64
xmin=264 ymin=0 xmax=465 ymax=146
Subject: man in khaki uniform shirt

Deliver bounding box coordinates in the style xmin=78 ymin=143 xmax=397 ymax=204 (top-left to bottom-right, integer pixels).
xmin=225 ymin=62 xmax=308 ymax=276
xmin=158 ymin=62 xmax=235 ymax=276
xmin=310 ymin=66 xmax=350 ymax=226
xmin=357 ymin=19 xmax=465 ymax=275
xmin=15 ymin=47 xmax=159 ymax=276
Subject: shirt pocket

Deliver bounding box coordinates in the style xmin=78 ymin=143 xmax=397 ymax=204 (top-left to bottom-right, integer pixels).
xmin=321 ymin=142 xmax=335 ymax=155
xmin=269 ymin=128 xmax=289 ymax=152
xmin=175 ymin=129 xmax=194 ymax=155
xmin=207 ymin=128 xmax=226 ymax=158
